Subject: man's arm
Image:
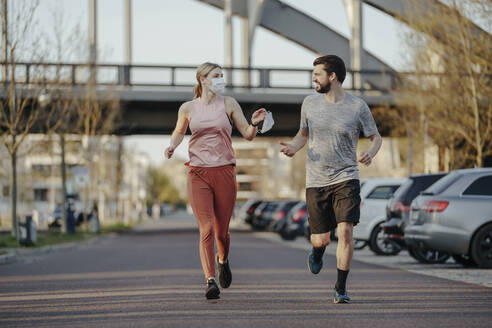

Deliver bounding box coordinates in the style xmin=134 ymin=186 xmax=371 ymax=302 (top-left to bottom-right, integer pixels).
xmin=280 ymin=129 xmax=309 ymax=157
xmin=358 ymin=133 xmax=382 ymax=166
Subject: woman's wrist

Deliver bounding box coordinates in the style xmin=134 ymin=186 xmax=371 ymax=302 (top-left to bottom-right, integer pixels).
xmin=251 ymin=120 xmax=261 ymax=127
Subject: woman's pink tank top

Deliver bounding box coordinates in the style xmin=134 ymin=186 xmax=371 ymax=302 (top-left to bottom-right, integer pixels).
xmin=187 ymin=95 xmax=236 ymax=167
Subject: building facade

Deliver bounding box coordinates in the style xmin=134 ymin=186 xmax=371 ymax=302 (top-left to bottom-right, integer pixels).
xmin=0 ymin=134 xmax=150 ymax=229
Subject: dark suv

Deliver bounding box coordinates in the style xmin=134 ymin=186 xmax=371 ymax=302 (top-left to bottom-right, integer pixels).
xmin=383 ymin=173 xmax=447 ymax=261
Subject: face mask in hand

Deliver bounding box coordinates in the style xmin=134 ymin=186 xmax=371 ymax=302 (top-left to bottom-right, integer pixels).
xmin=260 ymin=111 xmax=274 ymax=134
xmin=210 ymin=77 xmax=226 ymax=94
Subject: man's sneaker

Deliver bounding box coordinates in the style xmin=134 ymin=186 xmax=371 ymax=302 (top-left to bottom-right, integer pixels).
xmin=333 ymin=289 xmax=351 ymax=304
xmin=205 ymin=278 xmax=220 ymax=299
xmin=307 ymin=251 xmax=323 ymax=274
xmin=216 ymin=254 xmax=232 ymax=288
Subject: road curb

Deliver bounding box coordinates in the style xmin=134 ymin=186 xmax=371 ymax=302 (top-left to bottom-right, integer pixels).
xmin=0 ymin=234 xmax=112 ymax=265
xmin=0 ymin=250 xmax=16 ymax=265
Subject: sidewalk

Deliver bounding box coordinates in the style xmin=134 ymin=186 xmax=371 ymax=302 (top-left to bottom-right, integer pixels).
xmin=133 ymin=210 xmax=250 ymax=233
xmin=133 ymin=211 xmax=197 ymax=233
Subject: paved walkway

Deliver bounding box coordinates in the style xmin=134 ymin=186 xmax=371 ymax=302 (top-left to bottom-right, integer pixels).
xmin=0 ymin=219 xmax=491 ymax=328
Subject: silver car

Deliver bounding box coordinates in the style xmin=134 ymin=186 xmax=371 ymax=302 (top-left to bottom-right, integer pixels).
xmin=405 ymin=168 xmax=492 ymax=268
xmin=353 ymin=177 xmax=405 ymax=255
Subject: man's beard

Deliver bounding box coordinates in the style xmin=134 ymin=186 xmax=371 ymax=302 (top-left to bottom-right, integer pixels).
xmin=315 ymin=81 xmax=331 ymax=94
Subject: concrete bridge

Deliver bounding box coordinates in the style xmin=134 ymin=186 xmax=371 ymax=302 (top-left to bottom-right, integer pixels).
xmin=1 ymin=0 xmax=489 ymax=136
xmin=0 ymin=62 xmax=397 ymax=136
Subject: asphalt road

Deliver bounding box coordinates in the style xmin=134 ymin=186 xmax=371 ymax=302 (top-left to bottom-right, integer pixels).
xmin=0 ymin=219 xmax=491 ymax=328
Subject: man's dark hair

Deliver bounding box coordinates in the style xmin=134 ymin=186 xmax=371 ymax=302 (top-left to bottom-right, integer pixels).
xmin=313 ymin=55 xmax=346 ymax=83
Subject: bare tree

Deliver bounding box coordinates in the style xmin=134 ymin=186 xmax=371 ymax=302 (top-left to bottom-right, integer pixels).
xmin=396 ymin=0 xmax=492 ymax=168
xmin=74 ymin=78 xmax=121 ymax=220
xmin=42 ymin=3 xmax=85 ymax=230
xmin=0 ymin=0 xmax=54 ymax=239
xmin=42 ymin=2 xmax=121 ymax=228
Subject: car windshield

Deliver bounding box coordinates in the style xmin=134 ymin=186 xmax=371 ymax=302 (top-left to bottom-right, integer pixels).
xmin=424 ymin=171 xmax=462 ymax=195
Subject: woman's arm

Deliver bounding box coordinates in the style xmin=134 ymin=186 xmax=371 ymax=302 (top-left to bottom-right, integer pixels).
xmin=164 ymin=103 xmax=190 ymax=159
xmin=227 ymin=97 xmax=266 ymax=141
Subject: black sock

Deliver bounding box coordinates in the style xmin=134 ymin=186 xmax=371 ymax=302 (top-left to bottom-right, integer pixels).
xmin=312 ymin=246 xmax=326 ymax=262
xmin=335 ymin=268 xmax=349 ymax=294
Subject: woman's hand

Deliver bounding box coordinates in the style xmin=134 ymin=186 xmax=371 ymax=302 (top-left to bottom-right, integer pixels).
xmin=164 ymin=146 xmax=175 ymax=159
xmin=251 ymin=108 xmax=267 ymax=125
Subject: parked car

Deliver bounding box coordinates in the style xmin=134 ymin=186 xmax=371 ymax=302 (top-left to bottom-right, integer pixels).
xmin=269 ymin=200 xmax=302 ymax=232
xmin=237 ymin=199 xmax=263 ymax=226
xmin=383 ymin=173 xmax=447 ymax=261
xmin=405 ymin=168 xmax=492 ymax=268
xmin=251 ymin=201 xmax=282 ymax=230
xmin=278 ymin=201 xmax=307 ymax=240
xmin=353 ymin=177 xmax=405 ymax=255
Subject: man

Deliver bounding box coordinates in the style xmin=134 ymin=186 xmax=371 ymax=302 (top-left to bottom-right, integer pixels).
xmin=280 ymin=55 xmax=381 ymax=303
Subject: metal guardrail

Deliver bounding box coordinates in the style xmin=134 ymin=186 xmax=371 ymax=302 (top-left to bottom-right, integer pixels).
xmin=0 ymin=62 xmax=400 ymax=92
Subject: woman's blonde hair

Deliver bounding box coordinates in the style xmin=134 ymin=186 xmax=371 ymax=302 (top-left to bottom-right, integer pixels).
xmin=194 ymin=62 xmax=222 ymax=99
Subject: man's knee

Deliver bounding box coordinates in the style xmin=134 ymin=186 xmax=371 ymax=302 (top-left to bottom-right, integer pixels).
xmin=311 ymin=233 xmax=330 ymax=248
xmin=337 ymin=222 xmax=354 ymax=244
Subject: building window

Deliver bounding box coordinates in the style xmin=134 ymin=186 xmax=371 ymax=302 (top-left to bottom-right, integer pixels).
xmin=2 ymin=185 xmax=9 ymax=197
xmin=238 ymin=182 xmax=252 ymax=191
xmin=34 ymin=188 xmax=48 ymax=202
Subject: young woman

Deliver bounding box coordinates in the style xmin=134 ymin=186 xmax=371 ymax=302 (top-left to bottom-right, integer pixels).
xmin=165 ymin=62 xmax=266 ymax=299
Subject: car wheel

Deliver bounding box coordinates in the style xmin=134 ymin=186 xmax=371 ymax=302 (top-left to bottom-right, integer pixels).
xmin=354 ymin=239 xmax=367 ymax=250
xmin=452 ymin=254 xmax=477 ymax=267
xmin=470 ymin=223 xmax=492 ymax=269
xmin=330 ymin=228 xmax=338 ymax=241
xmin=369 ymin=224 xmax=401 ymax=256
xmin=304 ymin=226 xmax=311 ymax=241
xmin=407 ymin=246 xmax=419 ymax=260
xmin=409 ymin=246 xmax=450 ymax=264
xmin=280 ymin=227 xmax=297 ymax=241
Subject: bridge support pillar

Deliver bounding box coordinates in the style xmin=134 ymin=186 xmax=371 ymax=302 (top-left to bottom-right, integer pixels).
xmin=89 ymin=0 xmax=98 ymax=82
xmin=344 ymin=0 xmax=363 ymax=92
xmin=224 ymin=0 xmax=233 ymax=87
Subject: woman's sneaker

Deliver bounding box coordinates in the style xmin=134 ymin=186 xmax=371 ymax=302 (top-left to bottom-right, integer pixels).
xmin=205 ymin=278 xmax=220 ymax=299
xmin=216 ymin=254 xmax=232 ymax=288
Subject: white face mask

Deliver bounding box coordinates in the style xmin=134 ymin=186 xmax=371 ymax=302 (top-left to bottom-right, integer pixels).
xmin=260 ymin=111 xmax=274 ymax=134
xmin=209 ymin=77 xmax=226 ymax=94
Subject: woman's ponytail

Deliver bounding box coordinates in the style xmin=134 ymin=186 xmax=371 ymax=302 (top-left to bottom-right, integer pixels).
xmin=194 ymin=83 xmax=202 ymax=99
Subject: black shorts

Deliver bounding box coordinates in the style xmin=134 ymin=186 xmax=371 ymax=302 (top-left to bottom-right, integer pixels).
xmin=306 ymin=179 xmax=361 ymax=234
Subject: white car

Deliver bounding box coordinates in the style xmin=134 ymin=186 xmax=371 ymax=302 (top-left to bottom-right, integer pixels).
xmin=354 ymin=178 xmax=406 ymax=254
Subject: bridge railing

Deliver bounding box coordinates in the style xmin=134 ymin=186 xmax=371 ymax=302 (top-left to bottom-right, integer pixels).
xmin=0 ymin=62 xmax=400 ymax=93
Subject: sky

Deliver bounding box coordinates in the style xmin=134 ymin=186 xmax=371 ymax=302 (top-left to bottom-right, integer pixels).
xmin=30 ymin=0 xmax=409 ymax=68
xmin=25 ymin=0 xmax=412 ymax=164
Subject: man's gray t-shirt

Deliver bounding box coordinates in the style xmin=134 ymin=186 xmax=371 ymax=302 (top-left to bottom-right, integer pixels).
xmin=300 ymin=93 xmax=378 ymax=188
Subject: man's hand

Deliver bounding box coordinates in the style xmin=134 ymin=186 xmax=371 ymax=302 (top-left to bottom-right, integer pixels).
xmin=280 ymin=142 xmax=297 ymax=157
xmin=164 ymin=146 xmax=175 ymax=159
xmin=358 ymin=151 xmax=373 ymax=166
